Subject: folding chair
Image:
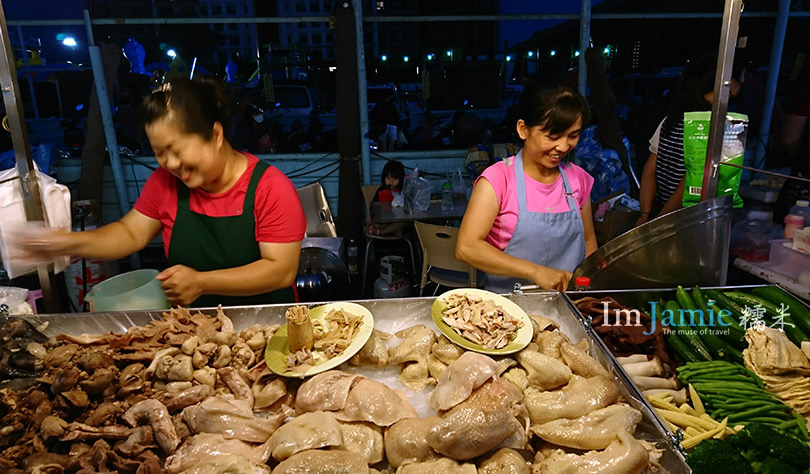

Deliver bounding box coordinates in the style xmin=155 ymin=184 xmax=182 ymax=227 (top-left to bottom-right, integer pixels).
xmin=413 ymin=221 xmax=476 ymax=295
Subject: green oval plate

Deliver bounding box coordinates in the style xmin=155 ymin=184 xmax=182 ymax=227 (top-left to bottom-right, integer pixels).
xmin=432 ymin=288 xmax=532 ymax=355
xmin=265 ymin=302 xmax=374 ymax=378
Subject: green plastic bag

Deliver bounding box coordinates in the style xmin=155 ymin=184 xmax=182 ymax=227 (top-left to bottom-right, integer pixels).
xmin=682 ymin=111 xmax=747 ymax=208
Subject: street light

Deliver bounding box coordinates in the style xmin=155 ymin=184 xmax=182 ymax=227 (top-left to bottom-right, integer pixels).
xmin=505 ymin=55 xmax=512 ymax=62
xmin=166 ymin=49 xmax=177 ymax=58
xmin=62 ymin=36 xmax=77 ymax=47
xmin=574 ymin=50 xmax=580 ymax=57
xmin=427 ymin=53 xmax=434 ymax=61
xmin=403 ymin=56 xmax=409 ymax=63
xmin=550 ymin=50 xmax=556 ymax=56
xmin=527 ymin=51 xmax=533 ymax=58
xmin=381 ymin=54 xmax=388 ymax=61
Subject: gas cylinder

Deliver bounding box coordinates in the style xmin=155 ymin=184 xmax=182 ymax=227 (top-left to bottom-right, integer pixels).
xmin=63 ymin=200 xmax=119 ymax=311
xmin=373 ymin=255 xmax=412 ymax=298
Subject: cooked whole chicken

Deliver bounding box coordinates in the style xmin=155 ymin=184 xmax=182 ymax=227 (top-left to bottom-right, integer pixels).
xmin=427 ymin=378 xmax=523 ymax=460
xmin=478 ymin=448 xmax=530 ymax=474
xmin=525 ymin=375 xmax=619 ymax=425
xmin=272 ymin=449 xmax=370 ymax=474
xmin=428 ymin=352 xmax=499 ymax=411
xmin=384 ymin=416 xmax=441 ymax=468
xmin=535 ymin=431 xmax=650 ymax=474
xmin=268 ymin=411 xmax=343 ymax=461
xmin=516 ymin=348 xmax=572 ymax=390
xmin=530 ymin=404 xmax=642 ymax=450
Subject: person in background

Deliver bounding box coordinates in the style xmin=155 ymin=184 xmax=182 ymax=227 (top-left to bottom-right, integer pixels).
xmin=773 ymin=71 xmax=810 ymax=225
xmin=22 ymin=76 xmax=306 ymax=307
xmin=636 ymin=51 xmax=744 ymax=226
xmin=456 ymin=78 xmax=598 ymax=292
xmin=371 ymin=92 xmax=400 ymax=151
xmin=365 ymin=160 xmax=408 ymax=236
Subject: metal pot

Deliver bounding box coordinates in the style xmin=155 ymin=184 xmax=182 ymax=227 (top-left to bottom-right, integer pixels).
xmin=295 ymin=247 xmax=350 ymax=302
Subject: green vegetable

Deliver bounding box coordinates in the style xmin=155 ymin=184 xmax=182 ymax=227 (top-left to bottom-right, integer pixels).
xmin=687 ymin=438 xmax=754 ymax=474
xmin=724 ymin=290 xmax=808 ymax=344
xmin=751 ymin=286 xmax=810 ymax=340
xmin=701 ymin=288 xmax=747 ymax=348
xmin=687 ymin=423 xmax=810 ymax=473
xmin=730 ymin=423 xmax=810 ymax=468
xmin=666 ymin=332 xmax=702 ymax=363
xmin=691 ymin=286 xmax=743 ymax=362
xmin=671 ymin=288 xmax=713 ymax=360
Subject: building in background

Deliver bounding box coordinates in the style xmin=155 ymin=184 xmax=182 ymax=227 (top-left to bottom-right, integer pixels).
xmin=197 ymin=0 xmax=260 ymax=65
xmin=276 ymin=0 xmax=336 ymax=61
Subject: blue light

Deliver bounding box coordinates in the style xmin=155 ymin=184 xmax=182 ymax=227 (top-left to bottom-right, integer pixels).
xmin=75 ymin=104 xmax=84 ymax=111
xmin=527 ymin=51 xmax=533 ymax=57
xmin=167 ymin=49 xmax=177 ymax=58
xmin=62 ymin=37 xmax=77 ymax=47
xmin=427 ymin=54 xmax=434 ymax=60
xmin=381 ymin=55 xmax=387 ymax=61
xmin=446 ymin=50 xmax=452 ymax=57
xmin=505 ymin=55 xmax=511 ymax=62
xmin=603 ymin=46 xmax=610 ymax=54
xmin=550 ymin=50 xmax=556 ymax=57
xmin=574 ymin=50 xmax=580 ymax=57
xmin=403 ymin=56 xmax=409 ymax=62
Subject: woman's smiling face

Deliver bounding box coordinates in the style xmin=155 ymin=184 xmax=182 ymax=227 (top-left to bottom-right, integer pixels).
xmin=146 ymin=116 xmax=225 ymax=190
xmin=517 ymin=116 xmax=583 ymax=170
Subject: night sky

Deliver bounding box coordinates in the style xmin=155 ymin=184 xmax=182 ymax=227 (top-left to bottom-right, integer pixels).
xmin=1 ymin=0 xmax=605 ymax=64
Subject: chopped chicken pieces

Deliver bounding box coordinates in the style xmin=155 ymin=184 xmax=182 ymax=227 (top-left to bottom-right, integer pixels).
xmin=285 ymin=307 xmax=364 ymax=371
xmin=440 ymin=293 xmax=524 ymax=349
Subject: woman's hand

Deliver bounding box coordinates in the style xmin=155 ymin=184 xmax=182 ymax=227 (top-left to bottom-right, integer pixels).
xmin=635 ymin=213 xmax=651 ymax=227
xmin=157 ymin=265 xmax=204 ymax=306
xmin=16 ymin=224 xmax=79 ymax=260
xmin=531 ymin=266 xmax=573 ymax=292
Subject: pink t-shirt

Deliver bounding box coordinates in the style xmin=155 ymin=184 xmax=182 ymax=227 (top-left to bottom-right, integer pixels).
xmin=134 ymin=153 xmax=306 ymax=256
xmin=478 ymin=157 xmax=594 ymax=250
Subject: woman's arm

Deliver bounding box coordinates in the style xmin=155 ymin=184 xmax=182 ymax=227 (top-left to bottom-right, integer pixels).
xmin=580 ymin=200 xmax=598 ymax=256
xmin=455 ymin=179 xmax=571 ymax=292
xmin=659 ymin=177 xmax=685 ymax=216
xmin=24 ymin=209 xmax=161 ymax=260
xmin=158 ymin=240 xmax=302 ymax=305
xmin=636 ymin=152 xmax=658 ymax=226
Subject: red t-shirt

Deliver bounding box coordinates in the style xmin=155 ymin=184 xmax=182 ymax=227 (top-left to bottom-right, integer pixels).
xmin=134 ymin=153 xmax=306 ymax=256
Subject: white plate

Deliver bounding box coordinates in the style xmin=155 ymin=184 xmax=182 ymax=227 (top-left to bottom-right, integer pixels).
xmin=432 ymin=288 xmax=532 ymax=355
xmin=265 ymin=302 xmax=374 ymax=378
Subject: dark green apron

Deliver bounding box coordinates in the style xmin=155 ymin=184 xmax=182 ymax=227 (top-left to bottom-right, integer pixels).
xmin=168 ymin=160 xmax=295 ymax=307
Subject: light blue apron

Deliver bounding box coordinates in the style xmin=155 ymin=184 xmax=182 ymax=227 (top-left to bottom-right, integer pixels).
xmin=483 ymin=150 xmax=586 ymax=293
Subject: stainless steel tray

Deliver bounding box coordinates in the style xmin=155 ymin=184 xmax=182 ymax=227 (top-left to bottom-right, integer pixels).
xmin=23 ymin=293 xmax=690 ymax=473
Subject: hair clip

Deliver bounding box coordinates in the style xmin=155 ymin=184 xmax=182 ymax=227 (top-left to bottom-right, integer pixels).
xmin=153 ymin=82 xmax=172 ymax=94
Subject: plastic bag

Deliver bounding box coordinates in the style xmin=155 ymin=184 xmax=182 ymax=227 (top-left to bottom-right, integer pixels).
xmin=0 ymin=166 xmax=71 ymax=278
xmin=682 ymin=111 xmax=746 ymax=208
xmin=402 ymin=167 xmax=431 ymax=213
xmin=449 ymin=168 xmax=466 ymax=199
xmin=391 ymin=191 xmax=404 ymax=208
xmin=0 ymin=286 xmax=33 ymax=315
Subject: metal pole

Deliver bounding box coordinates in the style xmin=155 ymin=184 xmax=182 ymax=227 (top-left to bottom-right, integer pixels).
xmin=753 ymin=0 xmax=789 ymax=175
xmin=701 ymin=0 xmax=743 ymax=201
xmin=578 ymin=0 xmax=591 ymax=96
xmin=0 ymin=1 xmax=59 ymax=311
xmin=83 ymin=10 xmax=139 ymax=268
xmin=353 ymin=0 xmax=371 ymax=185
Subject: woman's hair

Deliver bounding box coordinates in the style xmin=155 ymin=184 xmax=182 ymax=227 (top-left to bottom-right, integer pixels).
xmin=381 ymin=160 xmax=405 ymax=188
xmin=137 ymin=75 xmax=235 ymax=141
xmin=518 ymin=77 xmax=590 ymax=134
xmin=668 ymin=50 xmax=747 ymax=119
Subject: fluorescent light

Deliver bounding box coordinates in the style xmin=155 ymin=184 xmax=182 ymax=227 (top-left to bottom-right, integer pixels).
xmin=167 ymin=49 xmax=177 ymax=58
xmin=62 ymin=37 xmax=77 ymax=47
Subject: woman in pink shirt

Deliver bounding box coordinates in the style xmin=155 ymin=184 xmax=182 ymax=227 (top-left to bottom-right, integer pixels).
xmin=456 ymin=78 xmax=598 ymax=292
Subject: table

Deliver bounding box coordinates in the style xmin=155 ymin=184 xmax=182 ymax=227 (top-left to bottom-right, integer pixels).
xmin=370 ymin=197 xmax=468 ymax=224
xmin=734 ymin=257 xmax=810 ymax=300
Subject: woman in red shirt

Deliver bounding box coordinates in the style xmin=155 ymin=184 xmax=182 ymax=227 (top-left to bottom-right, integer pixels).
xmin=25 ymin=76 xmax=306 ymax=307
